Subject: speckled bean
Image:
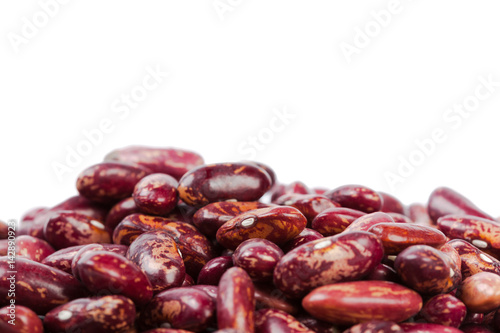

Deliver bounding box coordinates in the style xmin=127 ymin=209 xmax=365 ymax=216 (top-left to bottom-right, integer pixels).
xmin=447 ymin=239 xmax=500 ymax=278
xmin=282 ymin=228 xmax=323 ymax=253
xmin=343 ymin=321 xmax=403 ymax=333
xmin=255 ymin=308 xmax=315 ymax=333
xmin=343 ymin=212 xmax=394 ymax=233
xmin=275 ymin=194 xmax=340 ymax=225
xmin=311 ymin=207 xmax=366 ymax=236
xmin=0 ymin=305 xmax=43 ymax=333
xmin=133 ymin=173 xmax=179 ymax=216
xmin=5 ymin=235 xmax=54 ymax=262
xmin=419 ymin=294 xmax=467 ymax=328
xmin=105 ymin=197 xmax=141 ymax=230
xmin=324 ymin=185 xmax=382 ymax=213
xmin=458 ymin=272 xmax=500 ymax=313
xmin=233 ymin=238 xmax=283 ymax=282
xmin=399 ymin=323 xmax=463 ymax=333
xmin=197 ymin=256 xmax=233 ymax=285
xmin=379 ymin=192 xmax=405 ymax=215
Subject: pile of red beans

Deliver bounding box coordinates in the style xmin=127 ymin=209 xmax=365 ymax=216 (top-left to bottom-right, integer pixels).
xmin=1 ymin=145 xmax=500 ymax=333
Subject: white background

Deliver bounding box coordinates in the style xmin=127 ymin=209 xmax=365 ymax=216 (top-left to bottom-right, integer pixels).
xmin=1 ymin=1 xmax=500 ymax=221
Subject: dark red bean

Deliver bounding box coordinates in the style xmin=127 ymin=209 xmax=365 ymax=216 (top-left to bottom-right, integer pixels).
xmin=419 ymin=294 xmax=467 ymax=328
xmin=233 ymin=238 xmax=283 ymax=282
xmin=399 ymin=323 xmax=463 ymax=332
xmin=282 ymin=228 xmax=323 ymax=253
xmin=379 ymin=192 xmax=405 ymax=215
xmin=105 ymin=197 xmax=140 ymax=230
xmin=271 ymin=181 xmax=312 ymax=203
xmin=20 ymin=206 xmax=48 ymax=224
xmin=5 ymin=235 xmax=54 ymax=262
xmin=242 ymin=161 xmax=277 ymax=186
xmin=197 ymin=256 xmax=233 ymax=285
xmin=255 ymin=308 xmax=314 ymax=333
xmin=71 ymin=243 xmax=128 ymax=279
xmin=275 ymin=194 xmax=340 ymax=225
xmin=343 ymin=320 xmax=403 ymax=333
xmin=178 ymin=162 xmax=272 ymax=206
xmin=296 ymin=315 xmax=341 ymax=333
xmin=460 ymin=325 xmax=495 ymax=333
xmin=42 ymin=244 xmax=89 ymax=273
xmin=51 ymin=195 xmax=109 ymax=222
xmin=182 ymin=273 xmax=195 ymax=286
xmin=364 ymin=263 xmax=399 ymax=283
xmin=343 ymin=212 xmax=394 ymax=233
xmin=458 ymin=272 xmax=500 ymax=313
xmin=254 ymin=283 xmax=299 ymax=315
xmin=0 ymin=305 xmax=43 ymax=333
xmin=311 ymin=207 xmax=366 ymax=236
xmin=324 ymin=185 xmax=382 ymax=213
xmin=447 ymin=239 xmax=500 ymax=278
xmin=408 ymin=203 xmax=434 ymax=226
xmin=386 ymin=212 xmax=413 ymax=223
xmin=191 ymin=284 xmax=218 ymax=303
xmin=133 ymin=173 xmax=179 ymax=216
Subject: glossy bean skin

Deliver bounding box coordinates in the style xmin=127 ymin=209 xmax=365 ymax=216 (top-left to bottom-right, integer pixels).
xmin=419 ymin=294 xmax=467 ymax=328
xmin=197 ymin=256 xmax=233 ymax=285
xmin=182 ymin=274 xmax=195 ymax=286
xmin=104 ymin=146 xmax=204 ymax=180
xmin=191 ymin=285 xmax=218 ymax=303
xmin=51 ymin=195 xmax=109 ymax=222
xmin=133 ymin=173 xmax=179 ymax=216
xmin=43 ymin=295 xmax=136 ymax=333
xmin=387 ymin=213 xmax=413 ymax=224
xmin=324 ymin=185 xmax=382 ymax=213
xmin=271 ymin=181 xmax=312 ymax=203
xmin=394 ymin=245 xmax=460 ymax=295
xmin=178 ymin=162 xmax=272 ymax=206
xmin=193 ymin=201 xmax=271 ymax=238
xmin=447 ymin=239 xmax=500 ymax=278
xmin=343 ymin=212 xmax=395 ymax=233
xmin=112 ymin=213 xmax=177 ymax=245
xmin=427 ymin=187 xmax=493 ymax=224
xmin=275 ymin=194 xmax=340 ymax=225
xmin=408 ymin=203 xmax=434 ymax=226
xmin=105 ymin=197 xmax=140 ymax=230
xmin=282 ymin=228 xmax=323 ymax=253
xmin=76 ymin=162 xmax=150 ymax=204
xmin=302 ymin=281 xmax=422 ymax=325
xmin=274 ymin=231 xmax=384 ymax=299
xmin=0 ymin=305 xmax=43 ymax=333
xmin=42 ymin=244 xmax=89 ymax=273
xmin=399 ymin=323 xmax=463 ymax=333
xmin=458 ymin=272 xmax=500 ymax=313
xmin=343 ymin=321 xmax=404 ymax=333
xmin=140 ymin=287 xmax=215 ymax=332
xmin=10 ymin=235 xmax=55 ymax=262
xmin=0 ymin=257 xmax=88 ymax=314
xmin=296 ymin=316 xmax=341 ymax=333
xmin=254 ymin=283 xmax=299 ymax=315
xmin=77 ymin=251 xmax=153 ymax=306
xmin=367 ymin=223 xmax=447 ymax=255
xmin=43 ymin=211 xmax=111 ymax=249
xmin=255 ymin=308 xmax=314 ymax=333
xmin=216 ymin=206 xmax=307 ymax=250
xmin=217 ymin=267 xmax=255 ymax=333
xmin=364 ymin=263 xmax=400 ymax=283
xmin=20 ymin=206 xmax=48 ymax=224
xmin=71 ymin=244 xmax=128 ymax=279
xmin=242 ymin=161 xmax=277 ymax=186
xmin=233 ymin=238 xmax=283 ymax=282
xmin=437 ymin=215 xmax=500 ymax=258
xmin=311 ymin=207 xmax=366 ymax=236
xmin=460 ymin=325 xmax=495 ymax=333
xmin=380 ymin=192 xmax=405 ymax=215
xmin=127 ymin=231 xmax=185 ymax=292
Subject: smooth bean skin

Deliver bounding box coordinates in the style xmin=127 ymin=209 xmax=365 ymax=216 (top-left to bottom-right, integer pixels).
xmin=0 ymin=305 xmax=43 ymax=333
xmin=243 ymin=161 xmax=277 ymax=186
xmin=282 ymin=228 xmax=323 ymax=253
xmin=127 ymin=230 xmax=185 ymax=292
xmin=447 ymin=239 xmax=500 ymax=278
xmin=427 ymin=187 xmax=493 ymax=223
xmin=77 ymin=251 xmax=153 ymax=306
xmin=197 ymin=256 xmax=233 ymax=285
xmin=254 ymin=283 xmax=299 ymax=315
xmin=458 ymin=272 xmax=500 ymax=313
xmin=367 ymin=223 xmax=447 ymax=255
xmin=191 ymin=285 xmax=218 ymax=303
xmin=42 ymin=244 xmax=89 ymax=273
xmin=193 ymin=201 xmax=271 ymax=238
xmin=296 ymin=315 xmax=341 ymax=333
xmin=133 ymin=173 xmax=179 ymax=216
xmin=76 ymin=162 xmax=150 ymax=204
xmin=216 ymin=206 xmax=307 ymax=250
xmin=43 ymin=211 xmax=111 ymax=249
xmin=343 ymin=321 xmax=404 ymax=333
xmin=394 ymin=245 xmax=460 ymax=295
xmin=274 ymin=231 xmax=384 ymax=299
xmin=43 ymin=295 xmax=136 ymax=333
xmin=343 ymin=212 xmax=394 ymax=233
xmin=140 ymin=287 xmax=215 ymax=332
xmin=271 ymin=181 xmax=312 ymax=203
xmin=399 ymin=323 xmax=463 ymax=333
xmin=104 ymin=146 xmax=204 ymax=180
xmin=255 ymin=308 xmax=315 ymax=333
xmin=0 ymin=257 xmax=88 ymax=314
xmin=10 ymin=235 xmax=55 ymax=262
xmin=105 ymin=197 xmax=140 ymax=230
xmin=51 ymin=195 xmax=109 ymax=222
xmin=311 ymin=207 xmax=366 ymax=236
xmin=71 ymin=244 xmax=128 ymax=279
xmin=178 ymin=162 xmax=272 ymax=206
xmin=460 ymin=325 xmax=495 ymax=333
xmin=302 ymin=281 xmax=422 ymax=325
xmin=379 ymin=192 xmax=405 ymax=215
xmin=419 ymin=294 xmax=467 ymax=328
xmin=217 ymin=267 xmax=255 ymax=333
xmin=233 ymin=238 xmax=283 ymax=282
xmin=387 ymin=213 xmax=413 ymax=224
xmin=364 ymin=263 xmax=400 ymax=283
xmin=408 ymin=203 xmax=434 ymax=226
xmin=324 ymin=184 xmax=382 ymax=213
xmin=275 ymin=194 xmax=340 ymax=225
xmin=112 ymin=213 xmax=177 ymax=245
xmin=437 ymin=215 xmax=500 ymax=258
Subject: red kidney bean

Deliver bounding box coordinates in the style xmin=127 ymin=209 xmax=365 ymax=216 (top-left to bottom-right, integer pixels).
xmin=447 ymin=239 xmax=500 ymax=278
xmin=387 ymin=213 xmax=413 ymax=224
xmin=0 ymin=257 xmax=88 ymax=314
xmin=399 ymin=323 xmax=463 ymax=332
xmin=43 ymin=211 xmax=111 ymax=249
xmin=343 ymin=212 xmax=395 ymax=233
xmin=282 ymin=228 xmax=323 ymax=253
xmin=311 ymin=207 xmax=366 ymax=236
xmin=380 ymin=192 xmax=405 ymax=215
xmin=193 ymin=201 xmax=271 ymax=238
xmin=394 ymin=245 xmax=460 ymax=295
xmin=43 ymin=295 xmax=136 ymax=333
xmin=233 ymin=238 xmax=283 ymax=282
xmin=127 ymin=230 xmax=185 ymax=292
xmin=440 ymin=242 xmax=462 ymax=271
xmin=242 ymin=161 xmax=277 ymax=186
xmin=302 ymin=281 xmax=422 ymax=325
xmin=77 ymin=251 xmax=153 ymax=306
xmin=191 ymin=284 xmax=218 ymax=303
xmin=274 ymin=231 xmax=384 ymax=299
xmin=105 ymin=197 xmax=140 ymax=230
xmin=254 ymin=283 xmax=299 ymax=315
xmin=463 ymin=312 xmax=485 ymax=326
xmin=343 ymin=320 xmax=404 ymax=333
xmin=182 ymin=273 xmax=195 ymax=286
xmin=460 ymin=325 xmax=495 ymax=333
xmin=20 ymin=206 xmax=48 ymax=223
xmin=4 ymin=235 xmax=54 ymax=262
xmin=271 ymin=181 xmax=312 ymax=203
xmin=217 ymin=267 xmax=255 ymax=333
xmin=408 ymin=203 xmax=434 ymax=226
xmin=0 ymin=305 xmax=43 ymax=333
xmin=104 ymin=146 xmax=204 ymax=180
xmin=427 ymin=187 xmax=493 ymax=224
xmin=458 ymin=272 xmax=500 ymax=313
xmin=217 ymin=206 xmax=307 ymax=250
xmin=324 ymin=185 xmax=382 ymax=213
xmin=296 ymin=316 xmax=341 ymax=333
xmin=18 ymin=209 xmax=60 ymax=239
xmin=275 ymin=194 xmax=340 ymax=225
xmin=255 ymin=308 xmax=314 ymax=333
xmin=42 ymin=244 xmax=88 ymax=273
xmin=76 ymin=162 xmax=150 ymax=204
xmin=140 ymin=286 xmax=215 ymax=332
xmin=51 ymin=195 xmax=109 ymax=222
xmin=437 ymin=215 xmax=500 ymax=258
xmin=0 ymin=221 xmax=8 ymax=239
xmin=367 ymin=223 xmax=447 ymax=255
xmin=197 ymin=256 xmax=233 ymax=285
xmin=178 ymin=162 xmax=272 ymax=206
xmin=133 ymin=173 xmax=179 ymax=216
xmin=364 ymin=263 xmax=399 ymax=283
xmin=112 ymin=213 xmax=177 ymax=245
xmin=70 ymin=244 xmax=127 ymax=279
xmin=419 ymin=294 xmax=467 ymax=328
